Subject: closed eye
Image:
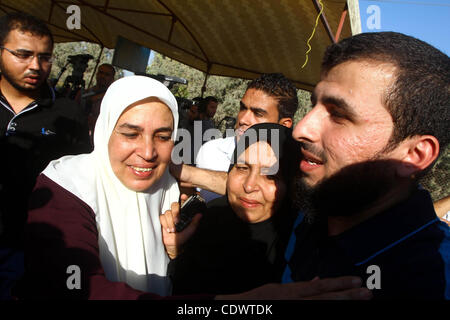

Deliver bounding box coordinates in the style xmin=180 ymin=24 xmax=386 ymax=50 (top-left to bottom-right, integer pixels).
xmin=156 ymin=134 xmax=171 ymax=141
xmin=329 ymin=108 xmax=346 ymax=119
xmin=120 ymin=132 xmax=139 ymax=138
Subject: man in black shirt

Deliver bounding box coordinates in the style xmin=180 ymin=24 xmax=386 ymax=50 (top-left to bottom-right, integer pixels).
xmin=0 ymin=12 xmax=90 ymax=299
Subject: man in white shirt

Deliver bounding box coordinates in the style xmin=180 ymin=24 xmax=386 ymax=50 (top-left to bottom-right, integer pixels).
xmin=193 ymin=73 xmax=299 ymax=201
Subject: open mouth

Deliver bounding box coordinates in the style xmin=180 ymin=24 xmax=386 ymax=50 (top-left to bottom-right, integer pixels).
xmin=129 ymin=165 xmax=155 ymax=177
xmin=300 ymin=148 xmax=324 ymax=172
xmin=130 ymin=165 xmax=153 ymax=172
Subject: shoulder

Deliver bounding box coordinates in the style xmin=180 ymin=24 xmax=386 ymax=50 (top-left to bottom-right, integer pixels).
xmin=196 ymin=137 xmax=235 ymax=170
xmin=206 ymin=195 xmax=230 ymax=211
xmin=29 ymin=174 xmax=96 ymax=227
xmin=199 ymin=137 xmax=228 ymax=151
xmin=369 ymin=220 xmax=450 ymax=299
xmin=203 ymin=196 xmax=239 ymax=227
xmin=185 ymin=197 xmax=237 ymax=243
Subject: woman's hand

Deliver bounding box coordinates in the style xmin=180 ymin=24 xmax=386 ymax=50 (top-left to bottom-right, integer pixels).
xmin=160 ymin=194 xmax=202 ymax=259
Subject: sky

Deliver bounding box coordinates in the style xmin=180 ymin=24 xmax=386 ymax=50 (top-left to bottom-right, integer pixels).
xmin=359 ymin=0 xmax=450 ymax=55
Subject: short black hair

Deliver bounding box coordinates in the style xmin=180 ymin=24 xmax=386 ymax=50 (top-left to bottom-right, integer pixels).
xmin=246 ymin=73 xmax=298 ymax=120
xmin=0 ymin=12 xmax=53 ymax=46
xmin=199 ymin=96 xmax=218 ymax=113
xmin=322 ymin=32 xmax=450 ymax=154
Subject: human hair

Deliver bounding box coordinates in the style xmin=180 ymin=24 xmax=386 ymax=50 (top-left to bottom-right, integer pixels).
xmin=198 ymin=96 xmax=218 ymax=113
xmin=322 ymin=32 xmax=450 ymax=154
xmin=99 ymin=63 xmax=116 ymax=76
xmin=246 ymin=73 xmax=298 ymax=120
xmin=0 ymin=12 xmax=53 ymax=46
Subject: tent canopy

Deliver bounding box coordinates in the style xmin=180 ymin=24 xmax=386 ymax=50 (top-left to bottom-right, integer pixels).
xmin=0 ymin=0 xmax=358 ymax=91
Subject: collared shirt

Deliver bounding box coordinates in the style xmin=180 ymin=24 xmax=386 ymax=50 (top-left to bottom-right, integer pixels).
xmin=283 ymin=188 xmax=450 ymax=299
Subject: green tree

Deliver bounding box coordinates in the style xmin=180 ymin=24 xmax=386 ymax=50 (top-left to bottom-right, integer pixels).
xmin=420 ymin=145 xmax=450 ymax=202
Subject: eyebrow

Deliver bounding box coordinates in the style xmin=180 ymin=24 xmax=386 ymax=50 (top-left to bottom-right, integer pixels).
xmin=118 ymin=124 xmax=173 ymax=134
xmin=16 ymin=48 xmax=52 ymax=55
xmin=240 ymin=101 xmax=268 ymax=116
xmin=154 ymin=127 xmax=173 ymax=134
xmin=118 ymin=123 xmax=143 ymax=131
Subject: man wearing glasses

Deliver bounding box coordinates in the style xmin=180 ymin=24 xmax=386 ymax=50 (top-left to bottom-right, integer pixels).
xmin=0 ymin=12 xmax=90 ymax=299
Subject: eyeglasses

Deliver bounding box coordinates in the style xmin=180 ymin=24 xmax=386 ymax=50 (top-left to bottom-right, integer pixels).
xmin=0 ymin=46 xmax=53 ymax=64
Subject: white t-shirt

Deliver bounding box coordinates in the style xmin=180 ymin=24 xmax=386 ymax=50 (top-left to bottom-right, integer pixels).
xmin=195 ymin=136 xmax=236 ymax=202
xmin=443 ymin=211 xmax=450 ymax=222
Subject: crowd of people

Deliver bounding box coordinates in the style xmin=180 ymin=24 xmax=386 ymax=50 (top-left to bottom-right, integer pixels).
xmin=0 ymin=11 xmax=449 ymax=301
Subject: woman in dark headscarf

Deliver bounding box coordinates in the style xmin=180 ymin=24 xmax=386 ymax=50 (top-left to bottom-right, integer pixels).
xmin=167 ymin=123 xmax=301 ymax=295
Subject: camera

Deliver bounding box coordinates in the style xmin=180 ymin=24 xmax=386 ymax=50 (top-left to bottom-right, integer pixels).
xmin=54 ymin=54 xmax=94 ymax=99
xmin=67 ymin=54 xmax=94 ymax=79
xmin=65 ymin=54 xmax=94 ymax=88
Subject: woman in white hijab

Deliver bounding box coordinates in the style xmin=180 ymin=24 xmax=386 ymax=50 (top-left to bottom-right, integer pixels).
xmin=21 ymin=76 xmax=183 ymax=299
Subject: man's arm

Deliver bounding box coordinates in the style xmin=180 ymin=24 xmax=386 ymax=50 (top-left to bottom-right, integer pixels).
xmin=170 ymin=163 xmax=227 ymax=195
xmin=215 ymin=277 xmax=372 ymax=300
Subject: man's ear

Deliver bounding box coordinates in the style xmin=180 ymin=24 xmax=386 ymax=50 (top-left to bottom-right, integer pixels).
xmin=278 ymin=117 xmax=293 ymax=128
xmin=396 ymin=135 xmax=439 ymax=177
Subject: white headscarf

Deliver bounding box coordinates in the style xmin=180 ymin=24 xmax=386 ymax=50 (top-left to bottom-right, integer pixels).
xmin=42 ymin=76 xmax=180 ymax=295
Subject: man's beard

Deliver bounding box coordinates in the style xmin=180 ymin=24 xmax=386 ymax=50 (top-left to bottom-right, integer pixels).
xmin=0 ymin=60 xmax=43 ymax=92
xmin=294 ymin=159 xmax=401 ymax=224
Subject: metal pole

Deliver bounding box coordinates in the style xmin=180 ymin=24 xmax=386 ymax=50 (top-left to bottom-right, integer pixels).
xmin=312 ymin=0 xmax=336 ymax=44
xmin=201 ymin=63 xmax=211 ymax=97
xmin=88 ymin=45 xmax=104 ymax=88
xmin=347 ymin=0 xmax=362 ymax=35
xmin=335 ymin=4 xmax=348 ymax=42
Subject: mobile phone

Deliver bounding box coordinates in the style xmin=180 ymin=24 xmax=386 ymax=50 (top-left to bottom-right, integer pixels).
xmin=175 ymin=194 xmax=207 ymax=232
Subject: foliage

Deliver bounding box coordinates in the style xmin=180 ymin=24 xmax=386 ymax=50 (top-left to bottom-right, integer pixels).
xmin=420 ymin=145 xmax=450 ymax=201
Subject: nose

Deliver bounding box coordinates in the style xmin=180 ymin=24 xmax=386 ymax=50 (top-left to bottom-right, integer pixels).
xmin=138 ymin=137 xmax=157 ymax=161
xmin=239 ymin=110 xmax=253 ymax=126
xmin=28 ymin=55 xmax=41 ymax=70
xmin=243 ymin=171 xmax=259 ymax=193
xmin=292 ymin=106 xmax=324 ymax=143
